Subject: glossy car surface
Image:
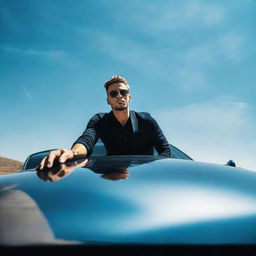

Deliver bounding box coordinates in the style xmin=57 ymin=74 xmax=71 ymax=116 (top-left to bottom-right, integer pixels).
xmin=21 ymin=142 xmax=192 ymax=171
xmin=1 ymin=144 xmax=256 ymax=247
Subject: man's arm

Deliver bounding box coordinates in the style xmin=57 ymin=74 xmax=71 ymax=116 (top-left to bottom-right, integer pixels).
xmin=149 ymin=115 xmax=172 ymax=158
xmin=38 ymin=114 xmax=102 ymax=171
xmin=71 ymin=113 xmax=103 ymax=156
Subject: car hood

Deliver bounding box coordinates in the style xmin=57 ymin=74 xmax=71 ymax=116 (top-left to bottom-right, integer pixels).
xmin=1 ymin=156 xmax=256 ymax=245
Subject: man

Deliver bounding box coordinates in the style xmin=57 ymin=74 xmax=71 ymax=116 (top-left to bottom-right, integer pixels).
xmin=38 ymin=75 xmax=171 ymax=170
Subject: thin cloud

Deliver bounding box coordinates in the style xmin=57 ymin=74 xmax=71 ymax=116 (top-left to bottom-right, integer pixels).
xmin=123 ymin=0 xmax=226 ymax=31
xmin=22 ymin=85 xmax=32 ymax=101
xmin=184 ymin=32 xmax=246 ymax=65
xmin=183 ymin=1 xmax=225 ymax=26
xmin=174 ymin=31 xmax=250 ymax=93
xmin=174 ymin=69 xmax=207 ymax=93
xmin=1 ymin=46 xmax=76 ymax=66
xmin=219 ymin=33 xmax=246 ymax=62
xmin=89 ymin=30 xmax=171 ymax=80
xmin=153 ymin=96 xmax=256 ymax=171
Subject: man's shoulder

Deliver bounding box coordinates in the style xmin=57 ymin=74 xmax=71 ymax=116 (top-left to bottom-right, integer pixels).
xmin=131 ymin=111 xmax=153 ymax=120
xmin=94 ymin=112 xmax=109 ymax=118
xmin=89 ymin=112 xmax=109 ymax=122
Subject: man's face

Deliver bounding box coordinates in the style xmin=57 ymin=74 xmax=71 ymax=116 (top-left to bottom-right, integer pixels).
xmin=107 ymin=82 xmax=131 ymax=111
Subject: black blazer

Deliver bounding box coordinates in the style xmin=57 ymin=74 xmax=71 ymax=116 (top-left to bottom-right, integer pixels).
xmin=73 ymin=110 xmax=171 ymax=157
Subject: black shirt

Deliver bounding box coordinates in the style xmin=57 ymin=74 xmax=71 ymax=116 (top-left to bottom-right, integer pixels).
xmin=73 ymin=110 xmax=171 ymax=157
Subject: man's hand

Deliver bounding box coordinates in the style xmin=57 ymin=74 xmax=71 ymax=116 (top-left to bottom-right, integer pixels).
xmin=37 ymin=149 xmax=74 ymax=171
xmin=37 ymin=158 xmax=89 ymax=182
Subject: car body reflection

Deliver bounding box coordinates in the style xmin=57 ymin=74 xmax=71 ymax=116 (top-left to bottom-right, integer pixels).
xmin=36 ymin=155 xmax=164 ymax=182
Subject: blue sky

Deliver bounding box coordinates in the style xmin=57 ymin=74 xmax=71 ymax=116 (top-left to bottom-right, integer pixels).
xmin=1 ymin=0 xmax=256 ymax=171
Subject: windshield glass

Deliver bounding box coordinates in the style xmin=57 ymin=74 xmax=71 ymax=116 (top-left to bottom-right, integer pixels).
xmin=22 ymin=143 xmax=192 ymax=171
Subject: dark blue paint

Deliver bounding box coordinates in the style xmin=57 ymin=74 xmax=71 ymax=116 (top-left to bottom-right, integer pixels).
xmin=1 ymin=156 xmax=256 ymax=245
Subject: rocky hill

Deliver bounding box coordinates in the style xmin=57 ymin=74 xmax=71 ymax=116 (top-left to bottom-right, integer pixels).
xmin=0 ymin=156 xmax=23 ymax=175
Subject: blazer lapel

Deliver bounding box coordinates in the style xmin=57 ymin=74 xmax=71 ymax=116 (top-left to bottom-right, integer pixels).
xmin=130 ymin=110 xmax=139 ymax=152
xmin=130 ymin=110 xmax=138 ymax=133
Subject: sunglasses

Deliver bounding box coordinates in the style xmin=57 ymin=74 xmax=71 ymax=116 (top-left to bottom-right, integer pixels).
xmin=109 ymin=89 xmax=129 ymax=98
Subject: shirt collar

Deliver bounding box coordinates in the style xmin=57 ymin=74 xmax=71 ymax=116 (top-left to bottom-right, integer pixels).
xmin=108 ymin=110 xmax=137 ymax=131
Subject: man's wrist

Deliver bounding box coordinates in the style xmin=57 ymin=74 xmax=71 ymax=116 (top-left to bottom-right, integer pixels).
xmin=71 ymin=149 xmax=79 ymax=157
xmin=71 ymin=143 xmax=87 ymax=157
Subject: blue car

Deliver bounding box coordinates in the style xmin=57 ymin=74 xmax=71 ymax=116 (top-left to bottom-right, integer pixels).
xmin=0 ymin=142 xmax=255 ymax=253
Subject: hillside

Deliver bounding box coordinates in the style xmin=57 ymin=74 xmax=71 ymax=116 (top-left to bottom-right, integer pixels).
xmin=0 ymin=156 xmax=23 ymax=175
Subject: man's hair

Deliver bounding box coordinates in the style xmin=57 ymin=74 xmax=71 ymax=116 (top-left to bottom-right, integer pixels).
xmin=104 ymin=75 xmax=129 ymax=91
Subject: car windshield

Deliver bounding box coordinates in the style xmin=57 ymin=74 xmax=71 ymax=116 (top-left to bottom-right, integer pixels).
xmin=22 ymin=150 xmax=56 ymax=171
xmin=22 ymin=142 xmax=192 ymax=171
